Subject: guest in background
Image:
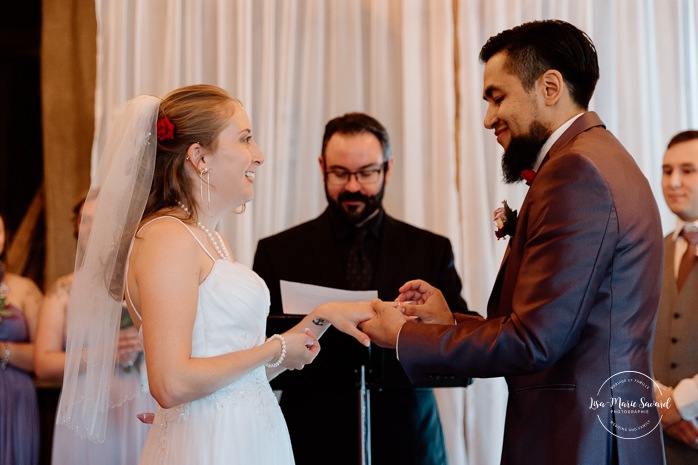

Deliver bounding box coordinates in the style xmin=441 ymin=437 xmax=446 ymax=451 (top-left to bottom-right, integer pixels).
xmin=253 ymin=112 xmax=473 ymax=465
xmin=0 ymin=212 xmax=43 ymax=465
xmin=654 ymin=130 xmax=698 ymax=464
xmin=34 ymin=195 xmax=155 ymax=465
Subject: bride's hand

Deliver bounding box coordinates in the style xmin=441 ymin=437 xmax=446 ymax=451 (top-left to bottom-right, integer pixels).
xmin=279 ymin=329 xmax=320 ymax=370
xmin=312 ymin=301 xmax=375 ymax=347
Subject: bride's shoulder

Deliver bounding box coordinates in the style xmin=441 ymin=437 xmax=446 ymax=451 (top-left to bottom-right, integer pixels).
xmin=134 ymin=212 xmax=199 ymax=254
xmin=138 ymin=210 xmax=189 ymax=235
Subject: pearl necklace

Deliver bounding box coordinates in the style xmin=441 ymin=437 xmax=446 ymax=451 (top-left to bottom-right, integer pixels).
xmin=177 ymin=203 xmax=232 ymax=262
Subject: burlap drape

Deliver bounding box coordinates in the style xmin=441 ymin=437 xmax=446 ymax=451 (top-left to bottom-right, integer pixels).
xmin=40 ymin=0 xmax=95 ymax=285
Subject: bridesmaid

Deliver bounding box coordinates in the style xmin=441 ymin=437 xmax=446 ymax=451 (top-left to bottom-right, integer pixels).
xmin=0 ymin=212 xmax=43 ymax=465
xmin=34 ymin=195 xmax=155 ymax=465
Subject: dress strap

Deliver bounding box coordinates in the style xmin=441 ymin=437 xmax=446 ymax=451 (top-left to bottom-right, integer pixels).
xmin=125 ymin=215 xmax=217 ymax=322
xmin=124 ymin=281 xmax=141 ymax=322
xmin=138 ymin=215 xmax=217 ymax=262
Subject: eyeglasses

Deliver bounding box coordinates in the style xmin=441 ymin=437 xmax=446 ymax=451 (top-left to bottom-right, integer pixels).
xmin=325 ymin=162 xmax=387 ymax=186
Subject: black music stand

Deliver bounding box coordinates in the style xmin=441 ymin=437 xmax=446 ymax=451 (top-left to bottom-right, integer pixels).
xmin=266 ymin=314 xmax=471 ymax=464
xmin=267 ymin=314 xmax=372 ymax=465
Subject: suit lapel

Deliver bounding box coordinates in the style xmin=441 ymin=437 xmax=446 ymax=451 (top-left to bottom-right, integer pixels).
xmin=538 ymin=112 xmax=606 ymax=171
xmin=487 ymin=243 xmax=511 ymax=315
xmin=486 ymin=112 xmax=606 ymax=317
xmin=665 ymin=235 xmax=684 ymax=292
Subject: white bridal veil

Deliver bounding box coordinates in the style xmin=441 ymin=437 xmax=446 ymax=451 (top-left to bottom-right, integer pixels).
xmin=57 ymin=95 xmax=159 ymax=441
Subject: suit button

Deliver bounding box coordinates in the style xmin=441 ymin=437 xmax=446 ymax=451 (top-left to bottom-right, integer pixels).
xmin=674 ymin=312 xmax=681 ymax=319
xmin=671 ymin=362 xmax=678 ymax=369
xmin=671 ymin=337 xmax=678 ymax=344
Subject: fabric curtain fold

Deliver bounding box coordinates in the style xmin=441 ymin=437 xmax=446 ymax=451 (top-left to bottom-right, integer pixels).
xmin=41 ymin=0 xmax=96 ymax=285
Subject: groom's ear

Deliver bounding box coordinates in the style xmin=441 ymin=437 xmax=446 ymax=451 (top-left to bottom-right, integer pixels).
xmin=538 ymin=69 xmax=564 ymax=107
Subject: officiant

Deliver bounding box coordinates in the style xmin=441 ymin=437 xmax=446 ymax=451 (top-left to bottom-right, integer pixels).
xmin=253 ymin=112 xmax=473 ymax=465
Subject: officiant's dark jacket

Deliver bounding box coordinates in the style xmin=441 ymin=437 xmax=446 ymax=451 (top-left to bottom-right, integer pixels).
xmin=253 ymin=207 xmax=471 ymax=465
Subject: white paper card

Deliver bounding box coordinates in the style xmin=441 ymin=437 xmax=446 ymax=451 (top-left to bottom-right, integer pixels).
xmin=279 ymin=280 xmax=378 ymax=315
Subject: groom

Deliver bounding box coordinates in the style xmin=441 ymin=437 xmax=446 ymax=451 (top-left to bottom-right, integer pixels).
xmin=362 ymin=20 xmax=665 ymax=465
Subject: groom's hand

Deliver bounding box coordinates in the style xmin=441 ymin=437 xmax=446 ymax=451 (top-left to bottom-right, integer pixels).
xmin=398 ymin=280 xmax=454 ymax=325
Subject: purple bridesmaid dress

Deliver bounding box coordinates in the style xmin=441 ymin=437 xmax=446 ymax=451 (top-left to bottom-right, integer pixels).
xmin=0 ymin=303 xmax=39 ymax=465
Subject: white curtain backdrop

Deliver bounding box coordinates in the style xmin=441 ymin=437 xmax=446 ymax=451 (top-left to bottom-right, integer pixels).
xmin=91 ymin=1 xmax=698 ymax=464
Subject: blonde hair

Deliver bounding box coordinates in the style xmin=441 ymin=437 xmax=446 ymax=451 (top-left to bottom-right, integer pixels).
xmin=143 ymin=84 xmax=239 ymax=220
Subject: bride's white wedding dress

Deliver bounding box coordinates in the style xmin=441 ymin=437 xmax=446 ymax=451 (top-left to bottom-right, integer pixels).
xmin=134 ymin=217 xmax=295 ymax=465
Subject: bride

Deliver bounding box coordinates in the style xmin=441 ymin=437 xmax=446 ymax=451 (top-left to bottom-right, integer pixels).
xmin=58 ymin=84 xmax=374 ymax=465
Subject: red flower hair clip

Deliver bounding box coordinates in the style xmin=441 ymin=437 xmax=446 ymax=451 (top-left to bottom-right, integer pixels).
xmin=156 ymin=117 xmax=175 ymax=142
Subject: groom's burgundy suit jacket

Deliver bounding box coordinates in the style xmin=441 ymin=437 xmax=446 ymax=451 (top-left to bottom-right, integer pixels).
xmin=399 ymin=112 xmax=666 ymax=465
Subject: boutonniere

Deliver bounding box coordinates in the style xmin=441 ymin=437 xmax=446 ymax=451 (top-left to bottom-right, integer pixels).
xmin=493 ymin=200 xmax=518 ymax=240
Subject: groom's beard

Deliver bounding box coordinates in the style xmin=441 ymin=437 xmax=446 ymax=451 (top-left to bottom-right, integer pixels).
xmin=502 ymin=121 xmax=550 ymax=184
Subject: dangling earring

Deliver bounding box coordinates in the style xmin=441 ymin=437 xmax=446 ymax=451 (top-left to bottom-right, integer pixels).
xmin=206 ymin=169 xmax=211 ymax=208
xmin=234 ymin=203 xmax=246 ymax=215
xmin=199 ymin=168 xmax=211 ymax=209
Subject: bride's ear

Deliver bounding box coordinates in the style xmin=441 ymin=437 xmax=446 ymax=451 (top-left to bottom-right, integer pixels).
xmin=186 ymin=143 xmax=206 ymax=172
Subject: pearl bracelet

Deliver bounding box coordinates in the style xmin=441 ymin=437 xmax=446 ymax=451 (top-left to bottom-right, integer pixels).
xmin=1 ymin=342 xmax=10 ymax=370
xmin=264 ymin=334 xmax=287 ymax=368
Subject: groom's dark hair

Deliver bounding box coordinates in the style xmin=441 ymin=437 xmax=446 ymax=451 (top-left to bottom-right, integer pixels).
xmin=480 ymin=19 xmax=600 ymax=110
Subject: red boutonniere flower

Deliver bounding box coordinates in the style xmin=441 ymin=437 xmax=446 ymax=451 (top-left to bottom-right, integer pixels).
xmin=156 ymin=117 xmax=175 ymax=142
xmin=494 ymin=200 xmax=518 ymax=240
